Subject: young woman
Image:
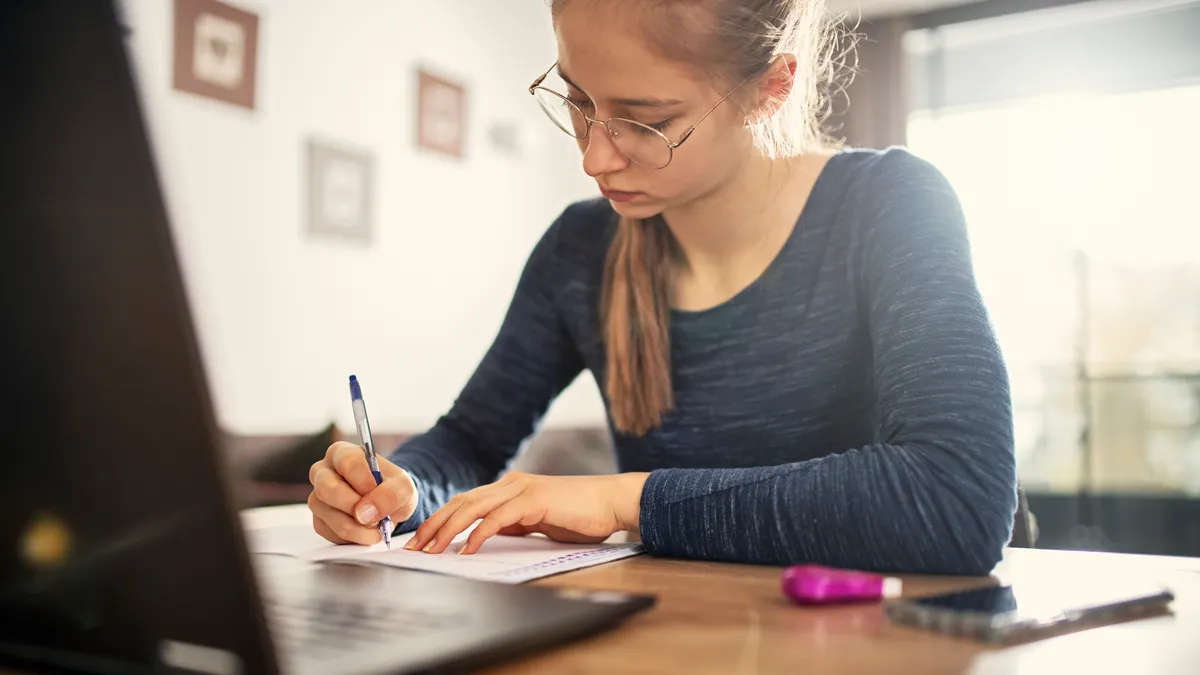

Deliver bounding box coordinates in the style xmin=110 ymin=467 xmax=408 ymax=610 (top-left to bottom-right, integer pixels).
xmin=306 ymin=0 xmax=1018 ymax=575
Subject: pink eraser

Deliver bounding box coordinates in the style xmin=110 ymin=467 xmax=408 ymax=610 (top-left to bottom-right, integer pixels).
xmin=782 ymin=564 xmax=902 ymax=605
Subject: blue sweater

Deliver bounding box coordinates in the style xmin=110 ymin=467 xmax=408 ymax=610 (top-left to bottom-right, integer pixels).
xmin=389 ymin=148 xmax=1017 ymax=576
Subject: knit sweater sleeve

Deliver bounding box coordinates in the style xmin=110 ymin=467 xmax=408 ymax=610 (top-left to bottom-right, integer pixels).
xmin=637 ymin=152 xmax=1018 ymax=575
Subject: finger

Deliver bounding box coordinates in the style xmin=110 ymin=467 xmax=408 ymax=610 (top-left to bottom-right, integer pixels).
xmin=312 ymin=512 xmax=349 ymax=545
xmin=317 ymin=441 xmax=347 ymax=479
xmin=308 ymin=491 xmax=381 ymax=546
xmin=405 ymin=472 xmax=524 ymax=551
xmin=376 ymin=455 xmax=407 ymax=480
xmin=309 ymin=467 xmax=361 ymax=516
xmin=427 ymin=481 xmax=527 ymax=554
xmin=496 ymin=524 xmax=533 ymax=537
xmin=408 ymin=489 xmax=484 ymax=551
xmin=308 ymin=455 xmax=330 ymax=486
xmin=461 ymin=500 xmax=534 ymax=555
xmin=407 ymin=493 xmax=471 ymax=553
xmin=408 ymin=482 xmax=518 ymax=553
xmin=351 ymin=472 xmax=417 ymax=527
xmin=330 ymin=442 xmax=380 ymax=496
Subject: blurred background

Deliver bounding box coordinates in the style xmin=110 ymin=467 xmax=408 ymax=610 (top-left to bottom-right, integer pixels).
xmin=123 ymin=0 xmax=1200 ymax=556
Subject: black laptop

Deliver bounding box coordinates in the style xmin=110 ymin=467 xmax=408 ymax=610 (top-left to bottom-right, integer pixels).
xmin=0 ymin=2 xmax=653 ymax=673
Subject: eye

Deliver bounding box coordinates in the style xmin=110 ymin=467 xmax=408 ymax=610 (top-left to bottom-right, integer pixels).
xmin=635 ymin=119 xmax=671 ymax=135
xmin=567 ymin=97 xmax=594 ymax=111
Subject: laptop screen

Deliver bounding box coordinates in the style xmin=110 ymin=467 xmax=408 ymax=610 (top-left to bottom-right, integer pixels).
xmin=0 ymin=2 xmax=275 ymax=673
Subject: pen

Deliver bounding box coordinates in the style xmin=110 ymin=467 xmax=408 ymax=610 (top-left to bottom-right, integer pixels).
xmin=349 ymin=375 xmax=392 ymax=549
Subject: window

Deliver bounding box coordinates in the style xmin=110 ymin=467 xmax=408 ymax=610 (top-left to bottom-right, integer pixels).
xmin=909 ymin=84 xmax=1200 ymax=498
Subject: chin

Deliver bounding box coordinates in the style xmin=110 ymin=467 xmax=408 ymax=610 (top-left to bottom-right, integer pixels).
xmin=606 ymin=198 xmax=663 ymax=220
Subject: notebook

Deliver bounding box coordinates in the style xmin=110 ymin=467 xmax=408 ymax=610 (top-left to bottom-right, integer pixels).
xmin=244 ymin=517 xmax=644 ymax=584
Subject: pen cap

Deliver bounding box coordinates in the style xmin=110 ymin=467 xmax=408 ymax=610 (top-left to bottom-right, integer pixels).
xmin=782 ymin=565 xmax=902 ymax=605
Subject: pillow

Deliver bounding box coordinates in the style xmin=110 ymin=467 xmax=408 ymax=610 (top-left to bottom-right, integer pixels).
xmin=249 ymin=422 xmax=339 ymax=485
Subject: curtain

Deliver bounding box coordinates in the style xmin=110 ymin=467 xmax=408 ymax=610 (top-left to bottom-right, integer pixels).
xmin=831 ymin=16 xmax=911 ymax=150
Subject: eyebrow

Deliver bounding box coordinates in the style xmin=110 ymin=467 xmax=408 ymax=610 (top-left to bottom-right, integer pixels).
xmin=556 ymin=65 xmax=685 ymax=108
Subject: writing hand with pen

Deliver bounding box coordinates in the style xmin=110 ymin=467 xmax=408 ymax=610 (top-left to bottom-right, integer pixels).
xmin=306 ymin=442 xmax=647 ymax=555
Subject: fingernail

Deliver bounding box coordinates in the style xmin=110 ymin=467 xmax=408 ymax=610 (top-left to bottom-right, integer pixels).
xmin=355 ymin=504 xmax=378 ymax=525
xmin=422 ymin=540 xmax=436 ymax=553
xmin=403 ymin=539 xmax=417 ymax=551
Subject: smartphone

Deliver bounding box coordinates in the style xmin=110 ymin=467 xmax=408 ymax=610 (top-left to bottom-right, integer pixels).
xmin=884 ymin=581 xmax=1174 ymax=643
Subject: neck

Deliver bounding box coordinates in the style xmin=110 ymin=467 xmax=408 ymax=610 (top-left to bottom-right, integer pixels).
xmin=662 ymin=152 xmax=825 ymax=283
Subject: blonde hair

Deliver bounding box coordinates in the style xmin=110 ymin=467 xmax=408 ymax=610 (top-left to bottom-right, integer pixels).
xmin=551 ymin=0 xmax=850 ymax=435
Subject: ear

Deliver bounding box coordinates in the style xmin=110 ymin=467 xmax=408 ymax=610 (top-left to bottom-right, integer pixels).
xmin=746 ymin=54 xmax=797 ymax=124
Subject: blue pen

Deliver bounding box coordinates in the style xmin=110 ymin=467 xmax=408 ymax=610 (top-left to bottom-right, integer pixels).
xmin=349 ymin=375 xmax=392 ymax=549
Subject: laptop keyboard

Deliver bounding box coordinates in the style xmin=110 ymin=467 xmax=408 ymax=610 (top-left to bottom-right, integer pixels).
xmin=264 ymin=593 xmax=467 ymax=661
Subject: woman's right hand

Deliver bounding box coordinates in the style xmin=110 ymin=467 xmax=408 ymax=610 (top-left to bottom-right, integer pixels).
xmin=307 ymin=441 xmax=419 ymax=545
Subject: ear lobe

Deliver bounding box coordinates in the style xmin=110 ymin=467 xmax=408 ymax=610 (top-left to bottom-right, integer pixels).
xmin=746 ymin=54 xmax=798 ymax=125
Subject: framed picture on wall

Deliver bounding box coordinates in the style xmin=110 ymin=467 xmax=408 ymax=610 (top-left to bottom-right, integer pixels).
xmin=416 ymin=69 xmax=467 ymax=159
xmin=306 ymin=139 xmax=374 ymax=244
xmin=173 ymin=0 xmax=260 ymax=110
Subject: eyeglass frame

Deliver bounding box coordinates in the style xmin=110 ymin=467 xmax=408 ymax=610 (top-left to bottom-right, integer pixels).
xmin=527 ymin=62 xmax=756 ymax=169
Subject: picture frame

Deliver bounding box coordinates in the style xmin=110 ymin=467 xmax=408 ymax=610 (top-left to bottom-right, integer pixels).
xmin=305 ymin=138 xmax=374 ymax=244
xmin=416 ymin=68 xmax=468 ymax=159
xmin=172 ymin=0 xmax=260 ymax=110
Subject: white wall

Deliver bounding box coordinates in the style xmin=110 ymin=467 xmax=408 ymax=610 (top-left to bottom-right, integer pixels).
xmin=121 ymin=0 xmax=607 ymax=434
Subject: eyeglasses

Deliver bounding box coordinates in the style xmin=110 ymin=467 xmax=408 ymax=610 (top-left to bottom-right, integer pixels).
xmin=528 ymin=63 xmax=751 ymax=170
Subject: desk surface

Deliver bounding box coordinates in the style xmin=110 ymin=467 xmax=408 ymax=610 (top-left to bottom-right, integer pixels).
xmin=486 ymin=547 xmax=1200 ymax=675
xmin=243 ymin=505 xmax=1200 ymax=675
xmin=7 ymin=507 xmax=1193 ymax=675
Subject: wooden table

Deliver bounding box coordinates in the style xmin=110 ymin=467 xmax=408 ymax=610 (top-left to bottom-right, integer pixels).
xmin=10 ymin=507 xmax=1191 ymax=675
xmin=238 ymin=504 xmax=1200 ymax=674
xmin=483 ymin=546 xmax=1200 ymax=675
xmin=238 ymin=505 xmax=1200 ymax=674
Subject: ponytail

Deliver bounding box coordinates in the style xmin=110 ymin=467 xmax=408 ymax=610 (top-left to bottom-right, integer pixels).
xmin=601 ymin=214 xmax=675 ymax=435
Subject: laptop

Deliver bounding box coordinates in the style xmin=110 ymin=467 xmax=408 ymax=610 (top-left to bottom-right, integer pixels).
xmin=0 ymin=2 xmax=654 ymax=674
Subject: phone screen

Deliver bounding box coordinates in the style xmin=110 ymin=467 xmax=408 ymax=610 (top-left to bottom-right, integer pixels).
xmin=888 ymin=582 xmax=1174 ymax=642
xmin=909 ymin=585 xmax=1020 ymax=615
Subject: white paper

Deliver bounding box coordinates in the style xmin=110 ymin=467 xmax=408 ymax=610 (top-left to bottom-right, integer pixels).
xmin=243 ymin=521 xmax=643 ymax=584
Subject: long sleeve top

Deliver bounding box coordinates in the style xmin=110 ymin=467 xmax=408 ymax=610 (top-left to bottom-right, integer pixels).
xmin=388 ymin=147 xmax=1018 ymax=575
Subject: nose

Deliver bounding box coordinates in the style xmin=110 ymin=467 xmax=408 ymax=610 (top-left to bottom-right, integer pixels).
xmin=580 ymin=123 xmax=630 ymax=178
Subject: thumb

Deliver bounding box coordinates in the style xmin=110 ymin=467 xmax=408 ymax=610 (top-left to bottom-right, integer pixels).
xmin=352 ymin=470 xmax=417 ymax=526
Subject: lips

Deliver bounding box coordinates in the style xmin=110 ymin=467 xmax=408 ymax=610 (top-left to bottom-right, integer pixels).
xmin=600 ymin=188 xmax=643 ymax=203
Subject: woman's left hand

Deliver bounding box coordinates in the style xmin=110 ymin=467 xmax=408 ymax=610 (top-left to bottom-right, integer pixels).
xmin=404 ymin=471 xmax=649 ymax=555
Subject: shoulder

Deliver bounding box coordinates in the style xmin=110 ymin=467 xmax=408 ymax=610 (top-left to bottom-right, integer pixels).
xmin=832 ymin=147 xmax=969 ymax=257
xmin=836 ymin=146 xmax=960 ymax=211
xmin=520 ymin=196 xmax=615 ymax=296
xmin=551 ymin=197 xmax=618 ymax=252
xmin=534 ymin=196 xmax=617 ymax=270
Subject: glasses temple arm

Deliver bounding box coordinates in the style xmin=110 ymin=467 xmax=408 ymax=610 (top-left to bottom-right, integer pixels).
xmin=529 ymin=62 xmax=558 ymax=93
xmin=670 ymin=72 xmax=760 ymax=149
